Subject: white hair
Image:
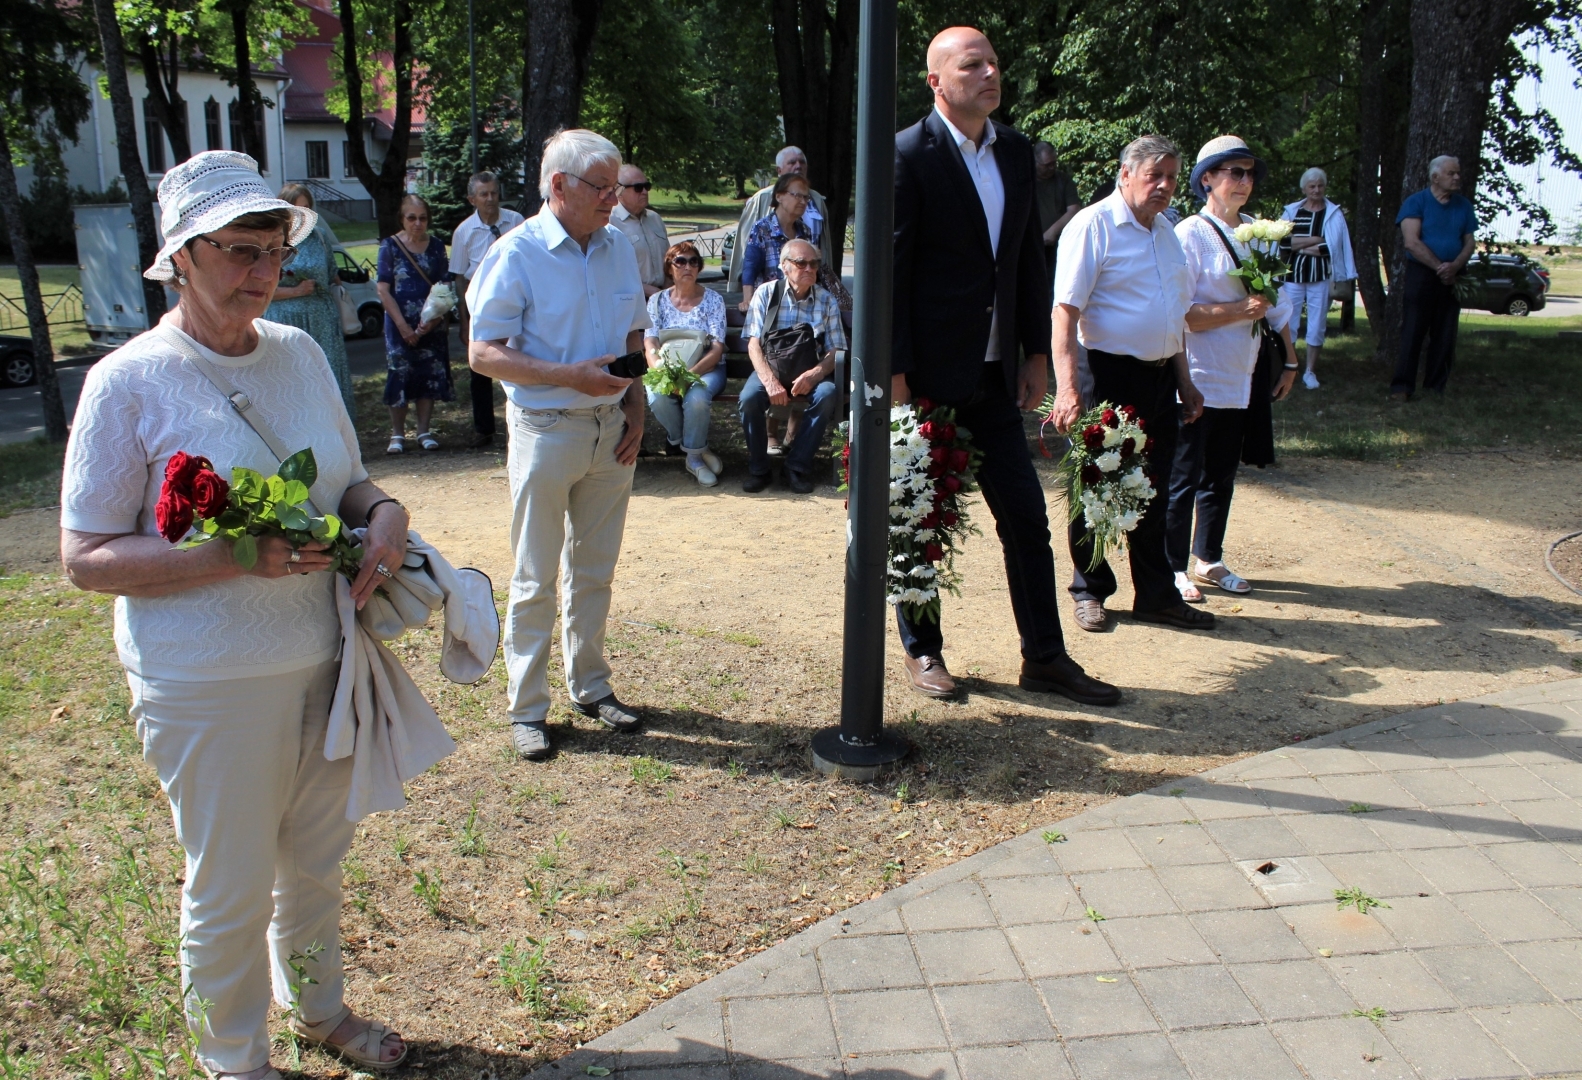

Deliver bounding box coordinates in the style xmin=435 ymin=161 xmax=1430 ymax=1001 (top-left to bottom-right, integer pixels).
xmin=1118 ymin=134 xmax=1181 ymax=180
xmin=1300 ymin=167 xmax=1326 ymax=188
xmin=775 ymin=145 xmax=806 ymax=169
xmin=539 ymin=128 xmax=621 ymax=201
xmin=1428 ymin=154 xmax=1459 ymax=180
xmin=467 ymin=171 xmax=498 ymax=196
xmin=779 ymin=238 xmax=819 ymax=267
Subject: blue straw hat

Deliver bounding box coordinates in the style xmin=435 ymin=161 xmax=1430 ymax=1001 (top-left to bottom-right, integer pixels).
xmin=1187 ymin=135 xmax=1267 ymax=201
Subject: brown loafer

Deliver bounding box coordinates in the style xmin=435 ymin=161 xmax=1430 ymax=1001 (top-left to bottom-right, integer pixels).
xmin=1134 ymin=603 xmax=1216 ymax=630
xmin=1019 ymin=654 xmax=1121 ymax=706
xmin=1073 ymin=599 xmax=1109 ymax=632
xmin=903 ymin=654 xmax=957 ymax=698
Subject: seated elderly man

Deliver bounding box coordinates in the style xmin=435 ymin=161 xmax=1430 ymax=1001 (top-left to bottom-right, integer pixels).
xmin=739 ymin=238 xmax=845 ymax=494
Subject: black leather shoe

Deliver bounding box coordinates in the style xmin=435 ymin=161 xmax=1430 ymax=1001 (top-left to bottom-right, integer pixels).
xmin=511 ymin=722 xmax=553 ymax=760
xmin=742 ymin=472 xmax=772 ymax=493
xmin=787 ymin=470 xmax=815 ymax=494
xmin=575 ymin=694 xmax=643 ymax=733
xmin=1134 ymin=603 xmax=1216 ymax=630
xmin=1019 ymin=654 xmax=1122 ymax=706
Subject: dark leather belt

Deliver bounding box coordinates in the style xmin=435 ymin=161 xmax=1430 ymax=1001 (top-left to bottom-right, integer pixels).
xmin=1089 ymin=349 xmax=1171 ymax=369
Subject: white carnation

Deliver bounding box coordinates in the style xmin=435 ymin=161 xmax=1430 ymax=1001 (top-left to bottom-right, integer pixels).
xmin=1095 ymin=450 xmax=1122 ymax=473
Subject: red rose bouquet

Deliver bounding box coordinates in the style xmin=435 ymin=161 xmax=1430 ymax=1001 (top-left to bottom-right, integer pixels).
xmin=836 ymin=397 xmax=981 ymax=623
xmin=158 ymin=448 xmax=363 ymax=576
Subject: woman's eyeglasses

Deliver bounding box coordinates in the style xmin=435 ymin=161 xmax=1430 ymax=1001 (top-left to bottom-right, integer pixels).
xmin=194 ymin=235 xmax=297 ymax=268
xmin=670 ymin=255 xmax=703 ymax=269
xmin=403 ymin=214 xmax=430 ymax=222
xmin=622 ymin=182 xmax=654 ymax=193
xmin=780 ymin=191 xmax=812 ymax=203
xmin=1211 ymin=166 xmax=1256 ymax=183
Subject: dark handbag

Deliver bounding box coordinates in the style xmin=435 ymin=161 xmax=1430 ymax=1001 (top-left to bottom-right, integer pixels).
xmin=1203 ymin=214 xmax=1283 ymax=467
xmin=759 ymin=278 xmax=821 ymax=388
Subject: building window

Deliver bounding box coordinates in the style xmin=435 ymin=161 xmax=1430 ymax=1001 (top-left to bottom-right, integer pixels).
xmin=343 ymin=140 xmax=357 ymax=177
xmin=305 ymin=141 xmax=330 ymax=179
xmin=204 ymin=98 xmax=222 ymax=150
xmin=227 ymin=100 xmax=269 ymax=171
xmin=142 ymin=97 xmax=166 ymax=173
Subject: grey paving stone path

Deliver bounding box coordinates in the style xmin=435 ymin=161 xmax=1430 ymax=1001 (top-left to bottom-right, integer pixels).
xmin=530 ymin=679 xmax=1582 ymax=1080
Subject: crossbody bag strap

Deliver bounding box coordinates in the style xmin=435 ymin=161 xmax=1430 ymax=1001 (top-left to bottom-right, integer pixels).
xmin=391 ymin=235 xmax=434 ymax=287
xmin=155 ymin=322 xmax=330 ymax=515
xmin=1201 ymin=215 xmax=1280 ymax=351
xmin=763 ymin=275 xmax=784 ymax=333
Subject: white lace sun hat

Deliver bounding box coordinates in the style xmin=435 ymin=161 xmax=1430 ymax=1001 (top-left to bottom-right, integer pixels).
xmin=144 ymin=150 xmax=318 ymax=282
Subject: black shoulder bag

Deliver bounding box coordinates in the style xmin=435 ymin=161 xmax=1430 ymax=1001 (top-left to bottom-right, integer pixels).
xmin=1203 ymin=215 xmax=1282 ymax=468
xmin=759 ymin=278 xmax=821 ymax=387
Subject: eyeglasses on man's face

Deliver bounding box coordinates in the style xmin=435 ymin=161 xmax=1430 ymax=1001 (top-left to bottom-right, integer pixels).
xmin=670 ymin=255 xmax=703 ymax=269
xmin=195 ymin=235 xmax=297 ymax=268
xmin=622 ymin=182 xmax=653 ymax=193
xmin=784 ymin=256 xmax=820 ymax=270
xmin=569 ymin=172 xmax=620 ymax=201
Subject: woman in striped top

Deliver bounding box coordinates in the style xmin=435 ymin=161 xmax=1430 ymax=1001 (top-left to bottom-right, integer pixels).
xmin=1280 ymin=168 xmax=1356 ymax=390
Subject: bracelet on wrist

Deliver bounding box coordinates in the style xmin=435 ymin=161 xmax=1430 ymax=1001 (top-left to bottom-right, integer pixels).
xmin=365 ymin=498 xmax=405 ymax=525
xmin=1283 ymin=364 xmax=1299 ymax=370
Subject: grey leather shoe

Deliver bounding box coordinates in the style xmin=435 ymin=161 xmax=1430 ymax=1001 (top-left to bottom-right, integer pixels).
xmin=511 ymin=722 xmax=552 ymax=760
xmin=575 ymin=694 xmax=643 ymax=733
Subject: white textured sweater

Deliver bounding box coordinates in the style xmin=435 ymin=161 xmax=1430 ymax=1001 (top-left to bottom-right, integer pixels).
xmin=60 ymin=319 xmax=368 ymax=681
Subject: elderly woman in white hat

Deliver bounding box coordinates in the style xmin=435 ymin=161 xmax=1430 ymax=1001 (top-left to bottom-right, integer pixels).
xmin=1280 ymin=167 xmax=1357 ymax=389
xmin=1168 ymin=136 xmax=1297 ymax=602
xmin=59 ymin=151 xmax=410 ymax=1078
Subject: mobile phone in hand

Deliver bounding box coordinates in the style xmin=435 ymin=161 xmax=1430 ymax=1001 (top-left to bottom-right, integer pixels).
xmin=607 ymin=351 xmax=647 ymax=379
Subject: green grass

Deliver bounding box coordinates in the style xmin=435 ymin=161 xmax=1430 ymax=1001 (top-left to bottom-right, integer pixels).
xmin=0 ymin=438 xmax=65 ymax=520
xmin=328 ymin=220 xmax=382 ymax=245
xmin=649 ymin=189 xmax=747 ymax=230
xmin=0 ymin=266 xmax=95 ymax=355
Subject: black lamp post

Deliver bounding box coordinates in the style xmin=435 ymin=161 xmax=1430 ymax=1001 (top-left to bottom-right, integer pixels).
xmin=811 ymin=0 xmax=909 ymax=780
xmin=468 ymin=0 xmax=478 ymax=175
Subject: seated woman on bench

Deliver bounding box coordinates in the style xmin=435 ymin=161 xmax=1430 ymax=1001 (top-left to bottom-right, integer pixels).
xmin=645 ymin=241 xmax=727 ymax=487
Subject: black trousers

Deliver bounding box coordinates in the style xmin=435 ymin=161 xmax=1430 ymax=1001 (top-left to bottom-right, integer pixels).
xmin=1391 ymin=261 xmax=1461 ymax=395
xmin=1165 ymin=406 xmax=1245 ymax=572
xmin=895 ymin=373 xmax=1068 ymax=664
xmin=470 ymin=370 xmax=497 ymax=436
xmin=1067 ymin=352 xmax=1181 ymax=612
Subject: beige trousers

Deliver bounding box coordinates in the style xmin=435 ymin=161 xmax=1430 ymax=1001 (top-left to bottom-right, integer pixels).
xmin=129 ymin=659 xmax=354 ymax=1074
xmin=504 ymin=401 xmax=634 ymax=723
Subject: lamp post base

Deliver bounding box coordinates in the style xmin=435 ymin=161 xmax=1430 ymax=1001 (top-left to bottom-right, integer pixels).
xmin=810 ymin=727 xmax=910 ymax=781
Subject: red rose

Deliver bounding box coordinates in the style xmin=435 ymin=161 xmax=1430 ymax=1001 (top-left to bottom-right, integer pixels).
xmin=929 ymin=446 xmax=948 ymax=464
xmin=841 ymin=444 xmax=851 ymax=462
xmin=920 ymin=511 xmax=941 ymax=529
xmin=940 ymin=474 xmax=962 ymax=494
xmin=162 ymin=451 xmax=212 ymax=498
xmin=1082 ymin=424 xmax=1106 ymax=451
xmin=918 ymin=421 xmax=938 ymax=440
xmin=191 ymin=469 xmax=230 ymax=519
xmin=1080 ymin=463 xmax=1103 ymax=485
xmin=913 ymin=396 xmax=934 ymax=414
xmin=948 ymin=448 xmax=970 ymax=472
xmin=1119 ymin=437 xmax=1136 ymax=458
xmin=924 ymin=542 xmax=944 ymax=562
xmin=927 ymin=460 xmax=945 ymax=479
xmin=1135 ymin=416 xmax=1147 ymax=431
xmin=1119 ymin=404 xmax=1137 ymax=421
xmin=1143 ymin=436 xmax=1156 ymax=454
xmin=942 ymin=510 xmax=959 ymax=527
xmin=1101 ymin=408 xmax=1119 ymax=428
xmin=939 ymin=422 xmax=957 ymax=442
xmin=155 ymin=489 xmax=194 ymax=543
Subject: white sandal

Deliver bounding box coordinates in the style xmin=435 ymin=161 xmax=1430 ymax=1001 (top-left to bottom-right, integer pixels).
xmin=1192 ymin=562 xmax=1252 ymax=594
xmin=1174 ymin=571 xmax=1205 ymax=604
xmin=385 ymin=436 xmax=406 ymax=455
xmin=416 ymin=431 xmax=440 ymax=451
xmin=288 ymin=1004 xmax=407 ymax=1071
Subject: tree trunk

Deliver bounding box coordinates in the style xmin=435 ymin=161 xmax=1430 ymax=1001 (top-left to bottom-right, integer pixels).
xmin=520 ymin=0 xmax=602 ymax=216
xmin=1352 ymin=0 xmax=1410 ymax=356
xmin=139 ymin=32 xmax=191 ymax=165
xmin=338 ymin=0 xmax=415 ymax=237
xmin=91 ymin=0 xmax=167 ymax=325
xmin=1376 ymin=0 xmax=1527 ymax=363
xmin=0 ymin=126 xmax=66 ymax=442
xmin=769 ymin=0 xmax=858 ymax=277
xmin=229 ymin=0 xmax=262 ymax=161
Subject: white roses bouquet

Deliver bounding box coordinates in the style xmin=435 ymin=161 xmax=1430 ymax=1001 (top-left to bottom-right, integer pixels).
xmin=1041 ymin=399 xmax=1155 ymax=571
xmin=1226 ymin=217 xmax=1293 ymax=306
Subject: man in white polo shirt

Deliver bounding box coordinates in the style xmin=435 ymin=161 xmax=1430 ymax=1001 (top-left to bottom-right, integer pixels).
xmin=1051 ymin=134 xmax=1214 ymax=635
xmin=466 ymin=129 xmax=651 ymax=761
xmin=450 ymin=171 xmax=525 ymax=448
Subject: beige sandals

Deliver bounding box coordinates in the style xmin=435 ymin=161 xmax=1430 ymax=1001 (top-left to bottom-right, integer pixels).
xmin=289 ymin=1005 xmax=407 ymax=1071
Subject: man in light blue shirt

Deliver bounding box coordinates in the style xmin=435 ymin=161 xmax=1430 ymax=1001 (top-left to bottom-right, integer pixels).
xmin=467 ymin=129 xmax=652 ymax=761
xmin=1391 ymin=154 xmax=1478 ymax=399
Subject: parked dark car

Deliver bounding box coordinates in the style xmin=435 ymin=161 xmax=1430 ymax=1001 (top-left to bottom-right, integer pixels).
xmin=0 ymin=335 xmax=36 ymax=388
xmin=1458 ymin=254 xmax=1549 ymax=316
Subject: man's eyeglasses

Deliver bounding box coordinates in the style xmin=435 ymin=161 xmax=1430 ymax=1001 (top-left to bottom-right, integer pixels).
xmin=1211 ymin=166 xmax=1256 ymax=183
xmin=622 ymin=182 xmax=653 ymax=193
xmin=670 ymin=255 xmax=703 ymax=269
xmin=568 ymin=172 xmax=620 ymax=200
xmin=194 ymin=235 xmax=297 ymax=268
xmin=784 ymin=256 xmax=821 ymax=270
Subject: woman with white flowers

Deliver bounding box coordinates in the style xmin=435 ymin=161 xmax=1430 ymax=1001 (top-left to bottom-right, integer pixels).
xmin=1169 ymin=136 xmax=1297 ymax=602
xmin=1280 ymin=168 xmax=1357 ymax=389
xmin=644 ymin=240 xmax=726 ymax=486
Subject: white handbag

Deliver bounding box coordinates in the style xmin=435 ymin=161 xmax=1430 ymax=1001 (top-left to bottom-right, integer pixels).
xmin=334 ymin=282 xmax=361 ymax=336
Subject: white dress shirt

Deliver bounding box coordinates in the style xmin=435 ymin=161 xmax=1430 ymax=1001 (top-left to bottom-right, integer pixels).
xmin=465 ymin=208 xmax=650 ymax=411
xmin=448 ymin=208 xmax=525 ymax=280
xmin=1055 ymin=190 xmax=1192 ymax=361
xmin=609 ymin=203 xmax=669 ymax=288
xmin=1176 ymin=213 xmax=1293 ymax=410
xmin=934 ymin=106 xmax=1005 ymax=364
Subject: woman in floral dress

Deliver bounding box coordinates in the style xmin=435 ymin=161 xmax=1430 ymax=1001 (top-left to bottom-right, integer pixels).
xmin=376 ymin=194 xmax=453 ymax=453
xmin=644 ymin=241 xmax=727 ymax=486
xmin=267 ymin=184 xmax=355 ymax=419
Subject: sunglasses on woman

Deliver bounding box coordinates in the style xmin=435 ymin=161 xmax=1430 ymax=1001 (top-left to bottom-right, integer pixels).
xmin=670 ymin=255 xmax=703 ymax=269
xmin=622 ymin=182 xmax=654 ymax=193
xmin=194 ymin=235 xmax=297 ymax=268
xmin=1211 ymin=166 xmax=1256 ymax=183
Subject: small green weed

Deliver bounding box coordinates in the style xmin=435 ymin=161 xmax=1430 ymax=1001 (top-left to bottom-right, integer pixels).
xmin=1085 ymin=905 xmax=1106 ymax=922
xmin=1335 ymin=886 xmax=1390 ymax=914
xmin=771 ymin=808 xmax=798 ymax=830
xmin=739 ymin=853 xmax=771 ymax=875
xmin=726 ymin=759 xmax=747 ymax=779
xmin=412 ymin=868 xmax=444 ymax=916
xmin=1349 ymin=1006 xmax=1389 ymax=1023
xmin=391 ymin=828 xmax=412 ymax=861
xmin=630 ymin=756 xmax=675 ymax=785
xmin=1042 ymin=830 xmax=1067 ymax=844
xmin=456 ymin=797 xmax=488 ymax=857
xmin=894 ymin=781 xmax=911 ymax=803
xmin=1346 ymin=802 xmax=1376 ymax=814
xmin=881 ymin=859 xmax=904 ymax=883
xmin=1169 ymin=787 xmax=1186 ymax=796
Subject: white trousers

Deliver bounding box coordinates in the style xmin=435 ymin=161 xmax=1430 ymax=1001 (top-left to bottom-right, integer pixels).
xmin=1281 ymin=279 xmax=1333 ymax=348
xmin=129 ymin=659 xmax=354 ymax=1074
xmin=504 ymin=401 xmax=634 ymax=723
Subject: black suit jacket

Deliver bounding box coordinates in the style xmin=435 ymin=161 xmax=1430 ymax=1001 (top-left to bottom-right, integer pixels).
xmin=892 ymin=110 xmax=1050 ymax=405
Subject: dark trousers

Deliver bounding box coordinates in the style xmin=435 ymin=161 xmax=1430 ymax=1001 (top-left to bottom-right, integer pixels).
xmin=470 ymin=370 xmax=497 ymax=436
xmin=1067 ymin=352 xmax=1181 ymax=612
xmin=895 ymin=374 xmax=1067 ymax=664
xmin=1165 ymin=406 xmax=1245 ymax=572
xmin=1391 ymin=261 xmax=1461 ymax=395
